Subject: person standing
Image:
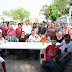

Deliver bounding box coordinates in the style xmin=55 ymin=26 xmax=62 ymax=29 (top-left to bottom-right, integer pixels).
xmin=2 ymin=23 xmax=8 ymax=38
xmin=22 ymin=20 xmax=32 ymax=36
xmin=38 ymin=22 xmax=46 ymax=35
xmin=12 ymin=22 xmax=18 ymax=30
xmin=16 ymin=23 xmax=22 ymax=38
xmin=63 ymin=23 xmax=71 ymax=35
xmin=46 ymin=22 xmax=58 ymax=39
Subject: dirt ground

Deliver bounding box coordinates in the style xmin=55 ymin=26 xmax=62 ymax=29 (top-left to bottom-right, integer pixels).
xmin=0 ymin=54 xmax=72 ymax=72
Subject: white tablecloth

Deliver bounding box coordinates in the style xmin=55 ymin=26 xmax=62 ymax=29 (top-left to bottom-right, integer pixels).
xmin=0 ymin=42 xmax=60 ymax=50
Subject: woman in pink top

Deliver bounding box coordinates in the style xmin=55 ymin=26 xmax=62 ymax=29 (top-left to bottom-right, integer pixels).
xmin=2 ymin=23 xmax=8 ymax=38
xmin=63 ymin=23 xmax=71 ymax=35
xmin=7 ymin=26 xmax=16 ymax=36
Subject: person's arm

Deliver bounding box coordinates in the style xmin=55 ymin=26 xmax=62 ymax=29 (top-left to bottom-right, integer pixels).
xmin=45 ymin=30 xmax=47 ymax=37
xmin=59 ymin=52 xmax=71 ymax=62
xmin=17 ymin=38 xmax=19 ymax=42
xmin=5 ymin=36 xmax=8 ymax=40
xmin=25 ymin=39 xmax=28 ymax=42
xmin=36 ymin=28 xmax=39 ymax=34
xmin=14 ymin=36 xmax=17 ymax=42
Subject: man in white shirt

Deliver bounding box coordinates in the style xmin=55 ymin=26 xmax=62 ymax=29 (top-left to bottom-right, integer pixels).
xmin=22 ymin=20 xmax=32 ymax=35
xmin=12 ymin=22 xmax=18 ymax=30
xmin=29 ymin=30 xmax=40 ymax=42
xmin=29 ymin=30 xmax=40 ymax=60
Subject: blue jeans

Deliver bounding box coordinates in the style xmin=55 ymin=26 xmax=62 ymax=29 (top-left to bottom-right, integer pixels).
xmin=56 ymin=55 xmax=71 ymax=72
xmin=42 ymin=60 xmax=55 ymax=70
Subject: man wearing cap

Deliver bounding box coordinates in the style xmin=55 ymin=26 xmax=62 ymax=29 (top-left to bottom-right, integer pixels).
xmin=38 ymin=22 xmax=46 ymax=35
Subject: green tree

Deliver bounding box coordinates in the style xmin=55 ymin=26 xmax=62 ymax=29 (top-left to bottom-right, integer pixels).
xmin=53 ymin=0 xmax=71 ymax=15
xmin=41 ymin=4 xmax=60 ymax=21
xmin=2 ymin=8 xmax=30 ymax=21
xmin=2 ymin=11 xmax=11 ymax=16
xmin=0 ymin=17 xmax=4 ymax=21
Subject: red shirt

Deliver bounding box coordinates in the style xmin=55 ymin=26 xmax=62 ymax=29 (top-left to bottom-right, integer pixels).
xmin=45 ymin=45 xmax=60 ymax=60
xmin=16 ymin=28 xmax=22 ymax=38
xmin=2 ymin=27 xmax=8 ymax=36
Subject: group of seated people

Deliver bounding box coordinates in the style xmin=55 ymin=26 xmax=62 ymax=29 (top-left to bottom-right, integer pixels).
xmin=42 ymin=34 xmax=72 ymax=72
xmin=0 ymin=19 xmax=72 ymax=72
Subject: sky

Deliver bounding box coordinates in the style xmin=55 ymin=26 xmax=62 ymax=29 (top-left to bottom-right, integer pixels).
xmin=0 ymin=0 xmax=53 ymax=18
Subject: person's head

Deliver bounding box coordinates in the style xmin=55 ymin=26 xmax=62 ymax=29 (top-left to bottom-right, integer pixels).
xmin=8 ymin=31 xmax=12 ymax=36
xmin=35 ymin=35 xmax=38 ymax=39
xmin=47 ymin=20 xmax=51 ymax=26
xmin=3 ymin=22 xmax=7 ymax=27
xmin=57 ymin=31 xmax=62 ymax=37
xmin=21 ymin=31 xmax=25 ymax=36
xmin=51 ymin=22 xmax=55 ymax=28
xmin=40 ymin=22 xmax=44 ymax=27
xmin=13 ymin=22 xmax=16 ymax=26
xmin=70 ymin=31 xmax=72 ymax=36
xmin=36 ymin=23 xmax=39 ymax=27
xmin=47 ymin=36 xmax=51 ymax=41
xmin=64 ymin=23 xmax=68 ymax=29
xmin=0 ymin=32 xmax=2 ymax=38
xmin=25 ymin=20 xmax=29 ymax=25
xmin=57 ymin=22 xmax=60 ymax=27
xmin=60 ymin=20 xmax=64 ymax=24
xmin=33 ymin=23 xmax=37 ymax=28
xmin=43 ymin=21 xmax=46 ymax=26
xmin=18 ymin=23 xmax=22 ymax=28
xmin=61 ymin=23 xmax=64 ymax=29
xmin=64 ymin=34 xmax=70 ymax=43
xmin=42 ymin=34 xmax=45 ymax=39
xmin=51 ymin=38 xmax=57 ymax=46
xmin=39 ymin=33 xmax=42 ymax=37
xmin=10 ymin=26 xmax=13 ymax=30
xmin=21 ymin=22 xmax=24 ymax=27
xmin=8 ymin=22 xmax=11 ymax=25
xmin=31 ymin=30 xmax=35 ymax=36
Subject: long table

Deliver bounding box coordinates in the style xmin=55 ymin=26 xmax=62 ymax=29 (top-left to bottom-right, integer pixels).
xmin=0 ymin=42 xmax=52 ymax=49
xmin=0 ymin=42 xmax=60 ymax=64
xmin=0 ymin=42 xmax=60 ymax=49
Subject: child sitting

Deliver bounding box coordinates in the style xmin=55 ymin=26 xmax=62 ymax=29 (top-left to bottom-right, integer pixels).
xmin=40 ymin=34 xmax=47 ymax=42
xmin=46 ymin=36 xmax=51 ymax=43
xmin=34 ymin=35 xmax=40 ymax=42
xmin=42 ymin=39 xmax=60 ymax=72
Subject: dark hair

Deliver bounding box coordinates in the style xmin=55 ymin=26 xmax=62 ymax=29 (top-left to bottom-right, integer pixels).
xmin=31 ymin=30 xmax=35 ymax=32
xmin=9 ymin=31 xmax=12 ymax=33
xmin=51 ymin=38 xmax=56 ymax=41
xmin=21 ymin=31 xmax=25 ymax=34
xmin=43 ymin=21 xmax=45 ymax=23
xmin=64 ymin=34 xmax=70 ymax=39
xmin=33 ymin=23 xmax=36 ymax=25
xmin=18 ymin=23 xmax=21 ymax=25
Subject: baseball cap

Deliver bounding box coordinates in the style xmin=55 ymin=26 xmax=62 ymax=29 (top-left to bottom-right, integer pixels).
xmin=40 ymin=22 xmax=43 ymax=24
